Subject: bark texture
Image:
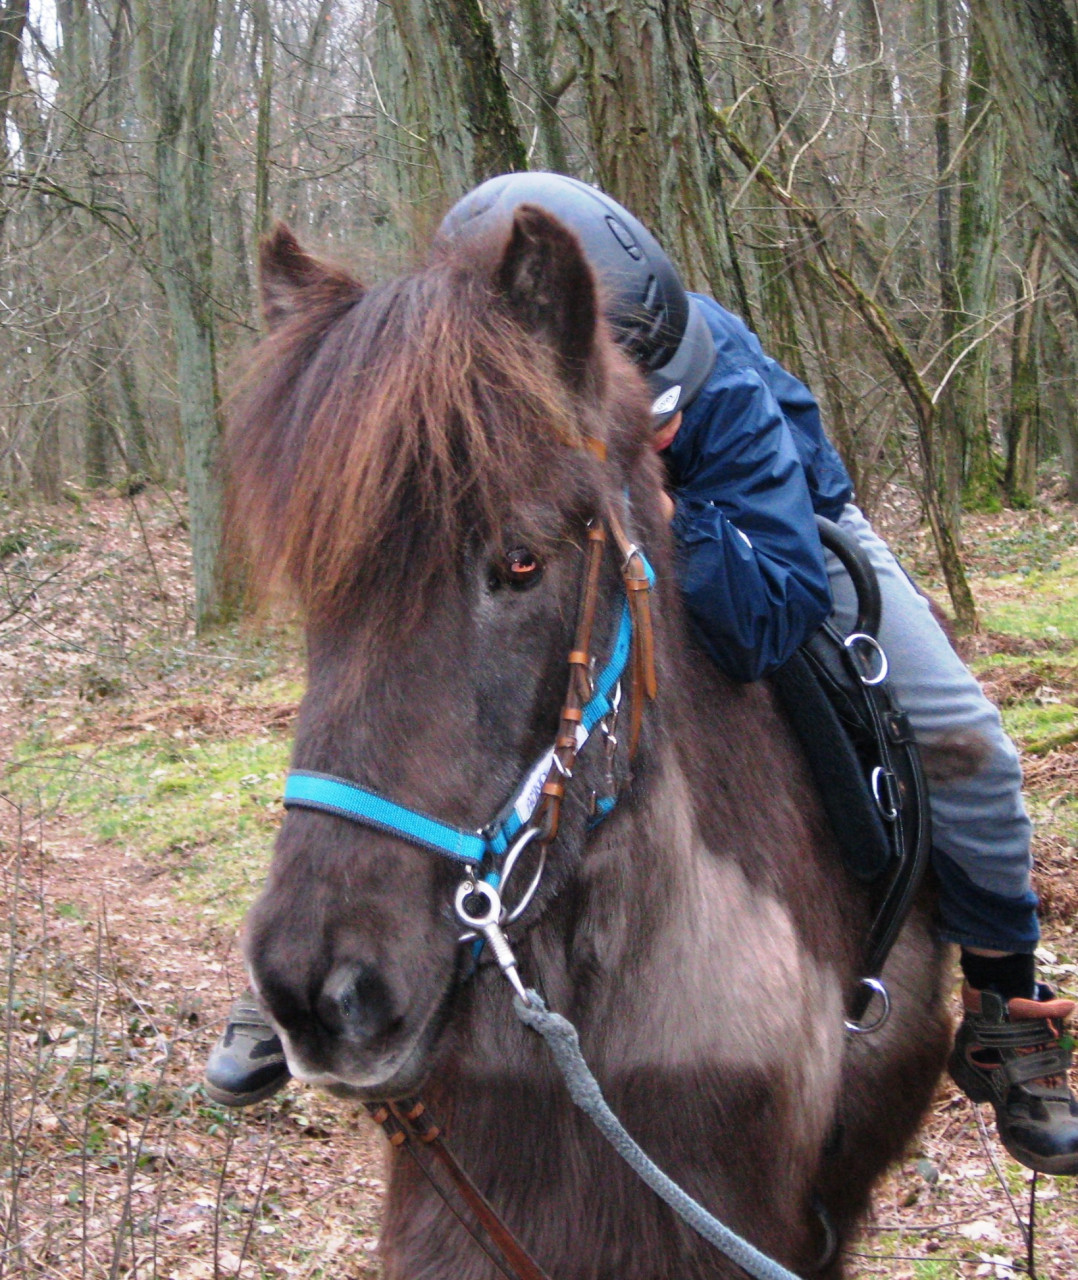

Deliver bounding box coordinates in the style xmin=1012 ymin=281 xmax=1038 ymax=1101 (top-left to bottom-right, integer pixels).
xmin=1005 ymin=232 xmax=1046 ymax=509
xmin=385 ymin=0 xmax=526 ymax=204
xmin=564 ymin=0 xmax=749 ymax=313
xmin=954 ymin=26 xmax=1004 ymax=511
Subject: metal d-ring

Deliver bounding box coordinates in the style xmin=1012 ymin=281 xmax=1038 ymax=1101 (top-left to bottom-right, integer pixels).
xmin=505 ymin=843 xmax=547 ymax=923
xmin=844 ymin=632 xmax=889 ymax=686
xmin=871 ymin=766 xmax=899 ymax=821
xmin=844 ymin=977 xmax=891 ymax=1034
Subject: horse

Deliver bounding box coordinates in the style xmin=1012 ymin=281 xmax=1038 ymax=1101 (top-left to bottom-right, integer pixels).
xmin=226 ymin=208 xmax=952 ymax=1279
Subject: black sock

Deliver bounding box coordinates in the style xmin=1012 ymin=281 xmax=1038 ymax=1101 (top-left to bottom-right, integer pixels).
xmin=960 ymin=950 xmax=1036 ymax=1001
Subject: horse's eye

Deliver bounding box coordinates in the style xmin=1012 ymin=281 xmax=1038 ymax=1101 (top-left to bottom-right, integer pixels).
xmin=492 ymin=547 xmax=543 ymax=591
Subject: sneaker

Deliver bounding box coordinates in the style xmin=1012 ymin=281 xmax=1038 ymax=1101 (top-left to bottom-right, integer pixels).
xmin=204 ymin=993 xmax=290 ymax=1107
xmin=949 ymin=982 xmax=1078 ymax=1175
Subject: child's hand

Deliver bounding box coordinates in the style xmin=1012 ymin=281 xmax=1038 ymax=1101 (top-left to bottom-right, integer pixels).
xmin=659 ymin=490 xmax=675 ymax=522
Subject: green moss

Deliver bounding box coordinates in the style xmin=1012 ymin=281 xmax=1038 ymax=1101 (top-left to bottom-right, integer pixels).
xmin=999 ymin=700 xmax=1078 ymax=741
xmin=5 ymin=727 xmax=289 ymax=926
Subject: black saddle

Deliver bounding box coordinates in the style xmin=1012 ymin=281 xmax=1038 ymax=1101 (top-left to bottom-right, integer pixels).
xmin=772 ymin=516 xmax=932 ymax=1024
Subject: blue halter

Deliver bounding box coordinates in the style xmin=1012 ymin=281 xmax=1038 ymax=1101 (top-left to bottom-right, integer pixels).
xmin=282 ymin=551 xmax=653 ymax=876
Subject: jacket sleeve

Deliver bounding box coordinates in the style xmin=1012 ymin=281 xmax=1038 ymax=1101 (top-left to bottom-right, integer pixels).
xmin=669 ymin=367 xmax=832 ymax=682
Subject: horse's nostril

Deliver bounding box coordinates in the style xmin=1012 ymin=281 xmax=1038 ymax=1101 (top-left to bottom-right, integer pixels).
xmin=316 ymin=963 xmax=395 ymax=1044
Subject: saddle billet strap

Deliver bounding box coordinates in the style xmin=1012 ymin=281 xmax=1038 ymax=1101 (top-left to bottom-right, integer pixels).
xmin=365 ymin=1099 xmax=553 ymax=1280
xmin=852 ymin=704 xmax=931 ymax=1017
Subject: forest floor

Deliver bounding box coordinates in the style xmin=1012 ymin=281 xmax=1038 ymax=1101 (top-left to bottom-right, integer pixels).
xmin=1 ymin=482 xmax=1077 ymax=1280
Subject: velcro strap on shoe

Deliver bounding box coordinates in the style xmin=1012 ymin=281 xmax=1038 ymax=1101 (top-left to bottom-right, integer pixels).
xmin=969 ymin=1020 xmax=1059 ymax=1050
xmin=1001 ymin=1046 xmax=1074 ymax=1088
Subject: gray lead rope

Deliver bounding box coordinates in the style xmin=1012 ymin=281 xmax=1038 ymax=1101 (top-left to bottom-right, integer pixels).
xmin=514 ymin=991 xmax=804 ymax=1280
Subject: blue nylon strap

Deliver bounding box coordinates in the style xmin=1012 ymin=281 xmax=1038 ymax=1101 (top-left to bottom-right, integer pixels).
xmin=284 ymin=772 xmax=487 ymax=865
xmin=579 ymin=551 xmax=654 ymax=735
xmin=281 ymin=549 xmax=655 ymax=869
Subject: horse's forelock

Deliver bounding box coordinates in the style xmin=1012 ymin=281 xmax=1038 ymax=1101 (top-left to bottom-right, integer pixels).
xmin=226 ymin=245 xmax=636 ymax=631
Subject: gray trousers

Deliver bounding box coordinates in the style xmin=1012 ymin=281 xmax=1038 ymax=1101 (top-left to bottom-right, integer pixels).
xmin=824 ymin=504 xmax=1038 ymax=953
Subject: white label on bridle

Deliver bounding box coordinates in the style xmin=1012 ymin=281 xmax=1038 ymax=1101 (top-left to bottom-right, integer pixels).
xmin=514 ymin=723 xmax=589 ymax=825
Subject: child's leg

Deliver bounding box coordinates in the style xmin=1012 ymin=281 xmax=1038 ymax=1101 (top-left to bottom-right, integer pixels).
xmin=822 ymin=504 xmax=1077 ymax=1174
xmin=825 ymin=504 xmax=1037 ymax=955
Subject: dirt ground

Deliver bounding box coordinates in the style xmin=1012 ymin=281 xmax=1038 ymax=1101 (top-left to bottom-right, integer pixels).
xmin=1 ymin=488 xmax=1076 ymax=1279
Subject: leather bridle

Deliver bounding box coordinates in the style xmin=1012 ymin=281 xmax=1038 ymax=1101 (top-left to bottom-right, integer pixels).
xmin=282 ymin=494 xmax=657 ymax=964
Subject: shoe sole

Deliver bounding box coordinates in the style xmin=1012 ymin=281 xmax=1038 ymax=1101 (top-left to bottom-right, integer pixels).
xmin=203 ymin=1073 xmax=290 ymax=1108
xmin=998 ymin=1134 xmax=1078 ymax=1177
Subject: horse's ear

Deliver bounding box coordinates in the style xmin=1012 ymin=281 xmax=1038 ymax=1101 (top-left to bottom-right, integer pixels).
xmin=495 ymin=205 xmax=598 ymax=391
xmin=259 ymin=222 xmax=362 ymax=331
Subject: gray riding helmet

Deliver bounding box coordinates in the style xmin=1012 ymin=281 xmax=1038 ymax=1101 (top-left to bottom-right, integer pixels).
xmin=438 ymin=172 xmax=716 ymax=423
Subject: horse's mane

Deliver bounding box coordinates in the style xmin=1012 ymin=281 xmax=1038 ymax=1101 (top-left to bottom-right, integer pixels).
xmin=226 ymin=238 xmax=619 ymax=628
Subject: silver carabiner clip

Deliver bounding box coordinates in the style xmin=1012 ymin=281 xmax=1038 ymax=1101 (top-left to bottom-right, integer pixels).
xmin=454 ymin=879 xmax=529 ymax=1003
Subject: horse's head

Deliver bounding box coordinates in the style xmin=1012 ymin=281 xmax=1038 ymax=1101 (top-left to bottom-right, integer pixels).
xmin=227 ymin=208 xmax=665 ymax=1096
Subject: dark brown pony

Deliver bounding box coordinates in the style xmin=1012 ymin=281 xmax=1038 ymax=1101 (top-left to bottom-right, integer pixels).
xmin=228 ymin=210 xmax=951 ymax=1279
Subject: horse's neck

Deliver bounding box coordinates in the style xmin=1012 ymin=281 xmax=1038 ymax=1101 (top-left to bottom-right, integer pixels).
xmin=549 ymin=661 xmax=847 ymax=1080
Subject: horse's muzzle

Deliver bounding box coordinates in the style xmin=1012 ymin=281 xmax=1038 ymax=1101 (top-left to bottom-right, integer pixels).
xmin=257 ymin=963 xmax=456 ymax=1100
xmin=316 ymin=961 xmax=399 ymax=1044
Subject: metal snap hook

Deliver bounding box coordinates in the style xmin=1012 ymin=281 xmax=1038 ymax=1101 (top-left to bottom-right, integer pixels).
xmin=454 ymin=879 xmax=502 ymax=932
xmin=453 ymin=878 xmax=529 ymax=1002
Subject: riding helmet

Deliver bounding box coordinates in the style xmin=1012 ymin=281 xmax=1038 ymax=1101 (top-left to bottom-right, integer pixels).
xmin=438 ymin=172 xmax=716 ymax=422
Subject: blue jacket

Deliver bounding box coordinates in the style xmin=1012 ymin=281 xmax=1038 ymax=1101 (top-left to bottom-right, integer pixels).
xmin=663 ymin=295 xmax=854 ymax=682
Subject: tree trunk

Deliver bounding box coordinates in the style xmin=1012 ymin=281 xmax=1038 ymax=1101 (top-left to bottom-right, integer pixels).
xmin=253 ymin=0 xmax=273 ymax=239
xmin=518 ymin=0 xmax=571 ymax=173
xmin=84 ymin=349 xmax=111 ymax=488
xmin=970 ymin=0 xmax=1078 ymax=295
xmin=934 ymin=0 xmax=962 ymax=531
xmin=283 ymin=0 xmax=334 ymax=226
xmin=368 ymin=10 xmax=437 ymax=252
xmin=30 ymin=414 xmax=62 ymax=502
xmin=1043 ymin=300 xmax=1078 ymax=502
xmin=385 ymin=0 xmax=526 ymax=204
xmin=564 ymin=0 xmax=750 ymax=315
xmin=109 ymin=324 xmax=151 ymax=479
xmin=134 ymin=0 xmax=226 ymax=629
xmin=954 ymin=24 xmax=1004 ymax=512
xmin=0 ymin=0 xmax=28 ymax=231
xmin=1004 ymin=231 xmax=1046 ymax=508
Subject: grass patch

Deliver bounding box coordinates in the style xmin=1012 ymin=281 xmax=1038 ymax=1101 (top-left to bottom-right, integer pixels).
xmin=4 ymin=723 xmax=289 ymax=926
xmin=974 ymin=556 xmax=1078 ymax=642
